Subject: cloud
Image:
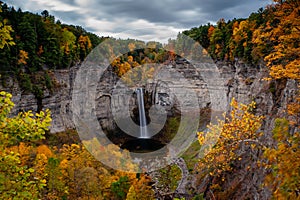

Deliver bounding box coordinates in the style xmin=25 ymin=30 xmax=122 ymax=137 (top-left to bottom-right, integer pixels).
xmin=4 ymin=0 xmax=272 ymax=43
xmin=31 ymin=0 xmax=80 ymax=12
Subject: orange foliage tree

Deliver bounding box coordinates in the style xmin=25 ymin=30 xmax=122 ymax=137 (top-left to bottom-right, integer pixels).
xmin=17 ymin=50 xmax=29 ymax=65
xmin=252 ymin=0 xmax=300 ymax=80
xmin=251 ymin=1 xmax=300 ymax=199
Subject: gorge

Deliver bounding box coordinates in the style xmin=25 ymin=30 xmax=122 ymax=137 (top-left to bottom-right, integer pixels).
xmin=1 ymin=1 xmax=299 ymax=198
xmin=1 ymin=58 xmax=298 ymax=199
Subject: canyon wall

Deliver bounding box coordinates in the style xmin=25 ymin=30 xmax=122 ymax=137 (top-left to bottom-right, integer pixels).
xmin=1 ymin=61 xmax=297 ymax=137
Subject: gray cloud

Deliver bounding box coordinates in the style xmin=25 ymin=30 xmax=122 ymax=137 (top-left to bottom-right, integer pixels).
xmin=4 ymin=0 xmax=272 ymax=42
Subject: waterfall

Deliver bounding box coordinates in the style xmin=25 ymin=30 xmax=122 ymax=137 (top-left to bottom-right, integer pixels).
xmin=136 ymin=88 xmax=149 ymax=138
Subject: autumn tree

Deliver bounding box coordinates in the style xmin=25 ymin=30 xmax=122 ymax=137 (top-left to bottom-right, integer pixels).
xmin=17 ymin=49 xmax=28 ymax=65
xmin=45 ymin=157 xmax=68 ymax=199
xmin=197 ymin=99 xmax=264 ymax=198
xmin=230 ymin=20 xmax=256 ymax=61
xmin=252 ymin=0 xmax=300 ymax=80
xmin=128 ymin=42 xmax=136 ymax=52
xmin=0 ymin=91 xmax=51 ymax=199
xmin=263 ymin=118 xmax=300 ymax=199
xmin=251 ymin=2 xmax=300 ymax=199
xmin=78 ymin=35 xmax=92 ymax=61
xmin=0 ymin=3 xmax=15 ymax=49
xmin=59 ymin=28 xmax=77 ymax=68
xmin=208 ymin=19 xmax=228 ymax=60
xmin=0 ymin=3 xmax=15 ymax=69
xmin=34 ymin=145 xmax=53 ymax=186
xmin=129 ymin=174 xmax=154 ymax=200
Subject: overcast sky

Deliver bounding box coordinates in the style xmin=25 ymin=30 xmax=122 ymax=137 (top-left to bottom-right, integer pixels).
xmin=4 ymin=0 xmax=272 ymax=43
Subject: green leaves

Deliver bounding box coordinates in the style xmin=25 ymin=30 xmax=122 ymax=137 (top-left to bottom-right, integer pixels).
xmin=1 ymin=109 xmax=51 ymax=146
xmin=0 ymin=91 xmax=14 ymax=120
xmin=0 ymin=91 xmax=52 ymax=199
xmin=0 ymin=150 xmax=42 ymax=200
xmin=111 ymin=176 xmax=130 ymax=200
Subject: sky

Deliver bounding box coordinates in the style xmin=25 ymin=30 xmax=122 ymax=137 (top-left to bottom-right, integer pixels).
xmin=4 ymin=0 xmax=272 ymax=43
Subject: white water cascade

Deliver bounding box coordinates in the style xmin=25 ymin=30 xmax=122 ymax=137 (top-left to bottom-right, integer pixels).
xmin=136 ymin=88 xmax=149 ymax=138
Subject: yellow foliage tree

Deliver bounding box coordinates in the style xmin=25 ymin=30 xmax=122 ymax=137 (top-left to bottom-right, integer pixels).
xmin=60 ymin=28 xmax=76 ymax=55
xmin=78 ymin=35 xmax=92 ymax=50
xmin=230 ymin=20 xmax=256 ymax=60
xmin=128 ymin=174 xmax=154 ymax=200
xmin=0 ymin=5 xmax=15 ymax=49
xmin=128 ymin=43 xmax=136 ymax=52
xmin=126 ymin=185 xmax=137 ymax=200
xmin=0 ymin=91 xmax=51 ymax=199
xmin=197 ymin=99 xmax=264 ymax=197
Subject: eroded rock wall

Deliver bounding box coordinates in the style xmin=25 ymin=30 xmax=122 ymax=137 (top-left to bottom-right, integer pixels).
xmin=1 ymin=61 xmax=297 ymax=138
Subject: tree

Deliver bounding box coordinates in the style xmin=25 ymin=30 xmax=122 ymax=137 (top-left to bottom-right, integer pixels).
xmin=59 ymin=28 xmax=77 ymax=68
xmin=45 ymin=157 xmax=68 ymax=199
xmin=111 ymin=176 xmax=131 ymax=200
xmin=230 ymin=20 xmax=256 ymax=61
xmin=263 ymin=118 xmax=300 ymax=199
xmin=41 ymin=10 xmax=49 ymax=18
xmin=208 ymin=19 xmax=229 ymax=60
xmin=17 ymin=49 xmax=28 ymax=65
xmin=33 ymin=147 xmax=50 ymax=186
xmin=0 ymin=91 xmax=51 ymax=199
xmin=256 ymin=2 xmax=300 ymax=199
xmin=60 ymin=28 xmax=76 ymax=55
xmin=126 ymin=185 xmax=137 ymax=200
xmin=0 ymin=4 xmax=15 ymax=49
xmin=128 ymin=42 xmax=136 ymax=52
xmin=252 ymin=0 xmax=300 ymax=80
xmin=132 ymin=174 xmax=154 ymax=200
xmin=183 ymin=24 xmax=210 ymax=49
xmin=197 ymin=99 xmax=264 ymax=198
xmin=59 ymin=143 xmax=109 ymax=199
xmin=78 ymin=35 xmax=92 ymax=61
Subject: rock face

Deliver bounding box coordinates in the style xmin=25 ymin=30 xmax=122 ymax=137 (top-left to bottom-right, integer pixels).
xmin=72 ymin=61 xmax=212 ymax=145
xmin=218 ymin=61 xmax=298 ymax=136
xmin=1 ymin=61 xmax=297 ymax=136
xmin=0 ymin=68 xmax=77 ymax=133
xmin=198 ymin=61 xmax=298 ymax=200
